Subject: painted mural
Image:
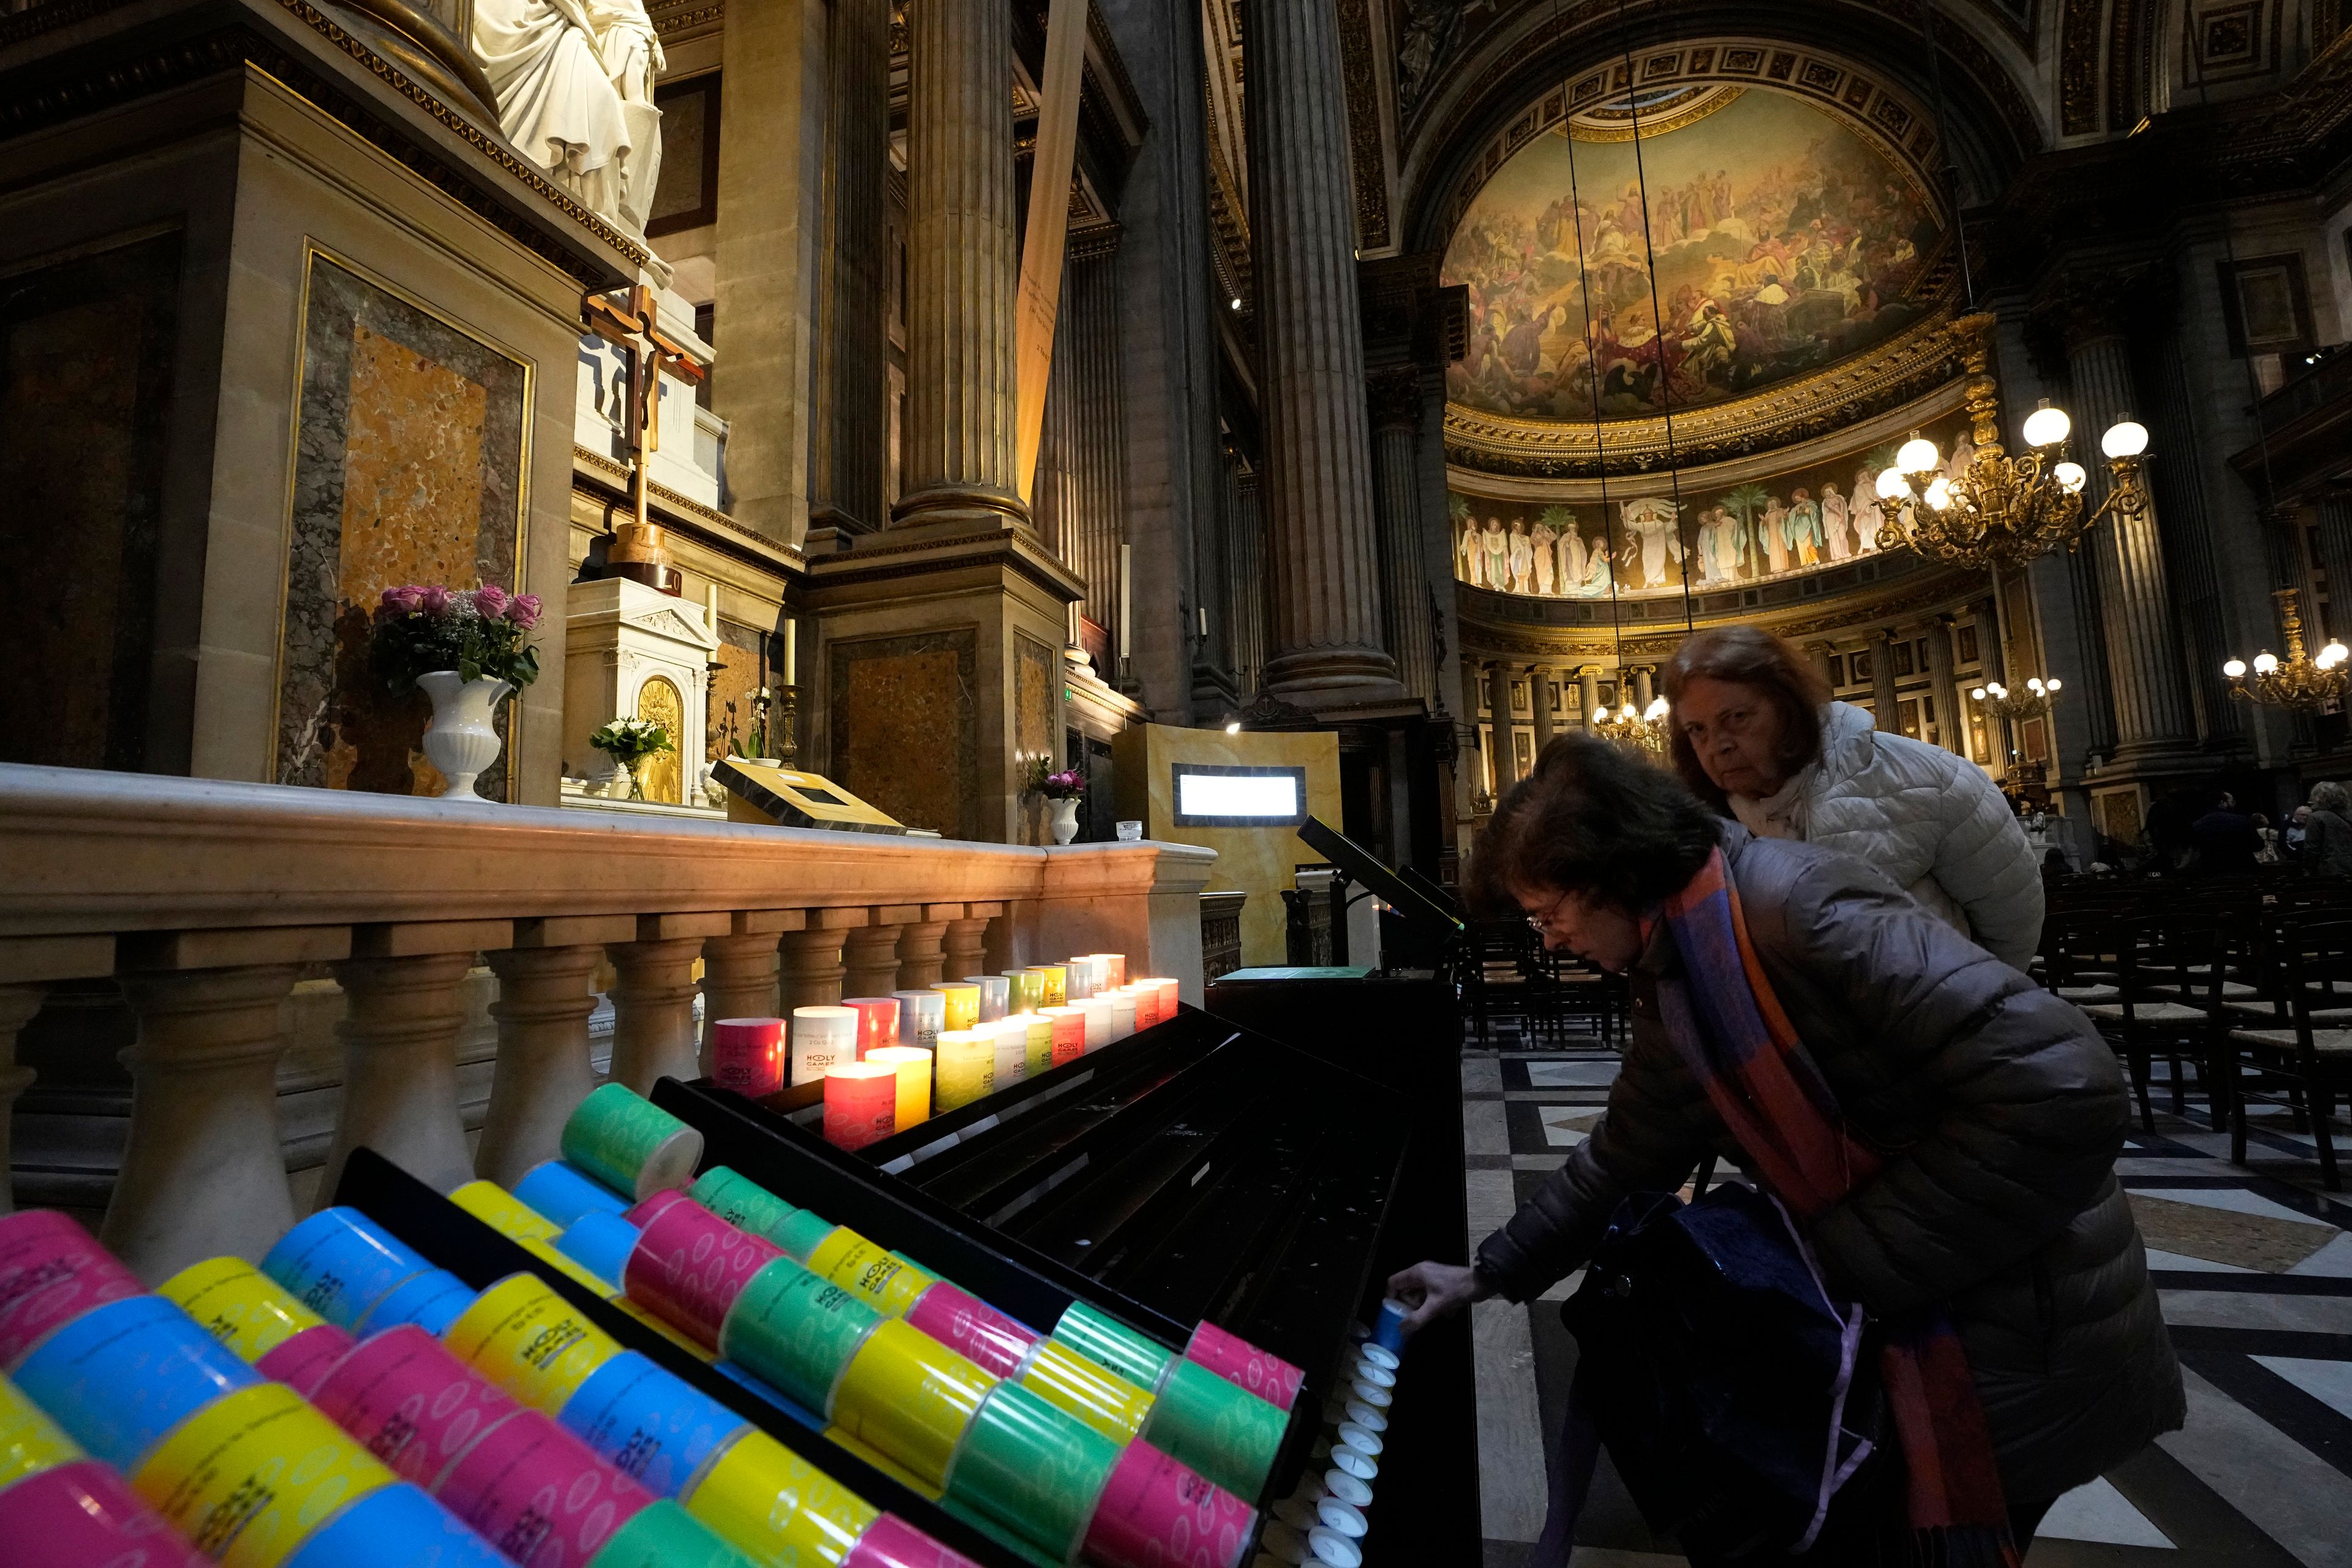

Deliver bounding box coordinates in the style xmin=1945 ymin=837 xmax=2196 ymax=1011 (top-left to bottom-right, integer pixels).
xmin=1451 ymin=412 xmax=1973 ymax=599
xmin=1442 ymin=86 xmax=1941 ymax=421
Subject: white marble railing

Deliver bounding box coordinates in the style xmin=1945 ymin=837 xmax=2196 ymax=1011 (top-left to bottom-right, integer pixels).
xmin=0 ymin=764 xmax=1215 ymax=1282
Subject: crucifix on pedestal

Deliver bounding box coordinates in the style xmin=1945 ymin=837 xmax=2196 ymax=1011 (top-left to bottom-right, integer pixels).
xmin=584 ymin=284 xmax=706 ymax=595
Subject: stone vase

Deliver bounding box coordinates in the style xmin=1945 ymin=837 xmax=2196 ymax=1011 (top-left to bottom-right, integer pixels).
xmin=1049 ymin=796 xmax=1082 ymax=845
xmin=417 ymin=671 xmax=512 ymax=799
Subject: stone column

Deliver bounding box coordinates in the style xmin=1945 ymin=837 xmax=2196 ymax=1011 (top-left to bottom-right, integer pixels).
xmin=2067 ymin=323 xmax=2196 ymax=764
xmin=808 ymin=0 xmax=892 ymax=537
xmin=1246 ymin=0 xmax=1401 ymax=704
xmin=1926 ymin=617 xmax=1964 ymax=756
xmin=607 ymin=927 xmax=715 ymax=1094
xmin=892 ymin=0 xmax=1024 ymax=529
xmin=1529 ymin=665 xmax=1556 ymax=755
xmin=320 ymin=949 xmax=480 ymax=1197
xmin=1870 ymin=631 xmax=1901 ymax=728
xmin=1486 ymin=662 xmax=1515 ymax=791
xmin=780 ymin=912 xmax=863 ymax=1012
xmin=1806 ymin=641 xmax=1836 ymax=693
xmin=1631 ymin=666 xmax=1655 ymax=710
xmin=1369 ymin=367 xmax=1433 ymax=703
xmin=1577 ymin=666 xmax=1602 ymax=728
xmin=480 ymin=943 xmax=605 ymax=1187
xmin=0 ymin=987 xmax=40 ymax=1215
xmin=897 ymin=906 xmax=957 ymax=991
xmin=2319 ymin=493 xmax=2352 ymax=646
xmin=1072 ymin=235 xmax=1129 ymax=652
xmin=1228 ymin=467 xmax=1267 ymax=695
xmin=109 ymin=963 xmax=305 ymax=1279
xmin=842 ymin=908 xmax=912 ymax=998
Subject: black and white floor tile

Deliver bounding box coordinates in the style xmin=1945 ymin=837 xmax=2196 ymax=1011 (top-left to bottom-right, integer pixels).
xmin=1462 ymin=1036 xmax=2352 ymax=1567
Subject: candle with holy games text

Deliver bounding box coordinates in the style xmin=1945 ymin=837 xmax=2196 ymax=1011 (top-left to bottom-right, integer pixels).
xmin=934 ymin=1028 xmax=995 ymax=1110
xmin=863 ymin=1046 xmax=933 ymax=1130
xmin=892 ymin=989 xmax=945 ymax=1050
xmin=937 ymin=982 xmax=981 ymax=1032
xmin=790 ymin=1006 xmax=858 ymax=1087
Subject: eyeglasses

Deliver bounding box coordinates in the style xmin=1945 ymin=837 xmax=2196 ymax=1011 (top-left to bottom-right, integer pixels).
xmin=1525 ymin=889 xmax=1570 ymax=934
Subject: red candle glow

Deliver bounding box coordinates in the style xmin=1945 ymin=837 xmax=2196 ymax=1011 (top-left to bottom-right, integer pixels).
xmin=823 ymin=1062 xmax=899 ymax=1150
xmin=842 ymin=997 xmax=902 ymax=1061
xmin=710 ymin=1017 xmax=785 ymax=1096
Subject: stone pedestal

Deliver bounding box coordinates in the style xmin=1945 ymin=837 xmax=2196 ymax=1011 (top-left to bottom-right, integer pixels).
xmin=564 ymin=578 xmax=722 ymax=804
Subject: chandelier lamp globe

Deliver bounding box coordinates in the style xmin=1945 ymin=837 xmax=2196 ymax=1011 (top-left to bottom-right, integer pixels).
xmin=2224 ymin=589 xmax=2352 ymax=712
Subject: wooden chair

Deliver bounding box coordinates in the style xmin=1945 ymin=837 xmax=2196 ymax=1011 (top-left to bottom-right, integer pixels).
xmin=2223 ymin=914 xmax=2352 ymax=1189
xmin=2075 ymin=914 xmax=2227 ymax=1132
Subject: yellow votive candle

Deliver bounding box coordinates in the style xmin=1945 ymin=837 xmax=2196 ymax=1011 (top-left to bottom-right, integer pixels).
xmin=937 ymin=981 xmax=981 ymax=1031
xmin=935 ymin=1028 xmax=995 ymax=1110
xmin=863 ymin=1045 xmax=933 ymax=1129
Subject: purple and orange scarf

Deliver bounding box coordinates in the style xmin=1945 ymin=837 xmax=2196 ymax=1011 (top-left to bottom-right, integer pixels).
xmin=1652 ymin=847 xmax=2019 ymax=1567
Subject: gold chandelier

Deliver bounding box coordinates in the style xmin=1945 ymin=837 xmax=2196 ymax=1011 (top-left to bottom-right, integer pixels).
xmin=1970 ymin=675 xmax=2063 ymax=724
xmin=1872 ymin=314 xmax=2154 ymax=575
xmin=2225 ymin=588 xmax=2349 ymax=712
xmin=1590 ymin=696 xmax=1670 ymax=754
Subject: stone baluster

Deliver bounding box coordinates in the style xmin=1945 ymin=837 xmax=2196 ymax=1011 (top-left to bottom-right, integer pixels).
xmin=897 ymin=905 xmax=959 ymax=991
xmin=700 ymin=911 xmax=802 ymax=1070
xmin=951 ymin=904 xmax=1003 ymax=981
xmin=1529 ymin=665 xmax=1556 ymax=756
xmin=0 ymin=935 xmax=94 ymax=1215
xmin=320 ymin=921 xmax=510 ymax=1199
xmin=480 ymin=916 xmax=629 ymax=1188
xmin=780 ymin=908 xmax=868 ymax=1012
xmin=107 ymin=925 xmax=350 ymax=1281
xmin=842 ymin=907 xmax=912 ymax=998
xmin=608 ymin=913 xmax=729 ymax=1094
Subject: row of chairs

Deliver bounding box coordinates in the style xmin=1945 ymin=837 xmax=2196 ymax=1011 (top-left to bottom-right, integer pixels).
xmin=1456 ymin=921 xmax=1629 ymax=1049
xmin=2041 ymin=895 xmax=2352 ymax=1189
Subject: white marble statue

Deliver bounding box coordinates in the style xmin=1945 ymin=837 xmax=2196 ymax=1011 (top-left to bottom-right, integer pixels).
xmin=472 ymin=0 xmax=655 ymax=236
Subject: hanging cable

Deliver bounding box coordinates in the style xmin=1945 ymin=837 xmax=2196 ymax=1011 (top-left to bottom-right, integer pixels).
xmin=1918 ymin=0 xmax=1978 ymax=310
xmin=1559 ymin=51 xmax=1632 ymax=710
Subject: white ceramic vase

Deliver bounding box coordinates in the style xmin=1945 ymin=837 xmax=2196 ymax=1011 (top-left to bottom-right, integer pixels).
xmin=1049 ymin=796 xmax=1082 ymax=845
xmin=417 ymin=670 xmax=513 ymax=799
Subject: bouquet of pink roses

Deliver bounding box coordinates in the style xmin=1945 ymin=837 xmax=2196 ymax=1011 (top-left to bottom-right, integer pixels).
xmin=1020 ymin=754 xmax=1087 ymax=801
xmin=372 ymin=583 xmax=543 ymax=694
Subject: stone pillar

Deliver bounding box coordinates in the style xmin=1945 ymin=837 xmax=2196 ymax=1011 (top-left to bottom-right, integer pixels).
xmin=0 ymin=987 xmax=39 ymax=1215
xmin=893 ymin=0 xmax=1023 ymax=529
xmin=1926 ymin=618 xmax=1965 ymax=757
xmin=809 ymin=0 xmax=891 ymax=537
xmin=1577 ymin=666 xmax=1602 ymax=729
xmin=109 ymin=964 xmax=304 ymax=1280
xmin=1228 ymin=467 xmax=1267 ymax=695
xmin=1870 ymin=630 xmax=1901 ymax=728
xmin=2067 ymin=326 xmax=2196 ymax=764
xmin=1486 ymin=662 xmax=1515 ymax=791
xmin=780 ymin=913 xmax=862 ymax=1012
xmin=1246 ymin=0 xmax=1401 ymax=704
xmin=1072 ymin=235 xmax=1129 ymax=654
xmin=480 ymin=944 xmax=604 ymax=1187
xmin=2319 ymin=493 xmax=2352 ymax=646
xmin=897 ymin=906 xmax=956 ymax=991
xmin=842 ymin=908 xmax=912 ymax=998
xmin=713 ymin=0 xmax=827 ymax=543
xmin=1631 ymin=666 xmax=1655 ymax=710
xmin=1369 ymin=367 xmax=1433 ymax=703
xmin=1806 ymin=641 xmax=1836 ymax=693
xmin=1529 ymin=665 xmax=1556 ymax=756
xmin=606 ymin=929 xmax=714 ymax=1094
xmin=320 ymin=949 xmax=480 ymax=1198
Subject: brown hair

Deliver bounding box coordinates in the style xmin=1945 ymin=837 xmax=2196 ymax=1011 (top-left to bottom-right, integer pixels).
xmin=1658 ymin=626 xmax=1831 ymax=809
xmin=1466 ymin=733 xmax=1722 ymax=918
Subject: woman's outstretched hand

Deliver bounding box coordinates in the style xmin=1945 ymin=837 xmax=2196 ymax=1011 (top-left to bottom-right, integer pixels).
xmin=1387 ymin=1260 xmax=1492 ymax=1335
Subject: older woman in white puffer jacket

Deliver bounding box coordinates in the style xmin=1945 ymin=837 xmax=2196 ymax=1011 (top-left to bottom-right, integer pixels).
xmin=1659 ymin=625 xmax=2045 ymax=970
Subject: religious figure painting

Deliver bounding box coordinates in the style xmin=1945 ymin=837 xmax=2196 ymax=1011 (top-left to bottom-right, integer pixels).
xmin=1441 ymin=86 xmax=1940 ymax=420
xmin=1447 ymin=410 xmax=1969 ymax=600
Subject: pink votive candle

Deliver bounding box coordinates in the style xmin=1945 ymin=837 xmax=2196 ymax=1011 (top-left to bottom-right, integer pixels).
xmin=710 ymin=1017 xmax=786 ymax=1096
xmin=823 ymin=1062 xmax=899 ymax=1150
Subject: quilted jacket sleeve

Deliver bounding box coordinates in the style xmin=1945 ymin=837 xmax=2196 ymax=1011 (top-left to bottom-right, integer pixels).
xmin=1928 ymin=755 xmax=2046 ymax=972
xmin=1747 ymin=856 xmax=2128 ymax=1317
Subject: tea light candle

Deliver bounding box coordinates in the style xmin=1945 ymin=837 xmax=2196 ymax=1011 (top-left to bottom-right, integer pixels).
xmin=842 ymin=996 xmax=900 ymax=1060
xmin=977 ymin=974 xmax=1009 ymax=1022
xmin=1033 ymin=965 xmax=1068 ymax=1008
xmin=935 ymin=1028 xmax=995 ymax=1110
xmin=1090 ymin=953 xmax=1128 ymax=987
xmin=710 ymin=1017 xmax=785 ymax=1096
xmin=790 ymin=1005 xmax=858 ymax=1085
xmin=823 ymin=1062 xmax=897 ymax=1150
xmin=1077 ymin=996 xmax=1110 ymax=1052
xmin=1039 ymin=1006 xmax=1087 ymax=1068
xmin=891 ymin=989 xmax=945 ymax=1049
xmin=938 ymin=981 xmax=981 ymax=1031
xmin=1106 ymin=992 xmax=1136 ymax=1043
xmin=863 ymin=1045 xmax=933 ymax=1129
xmin=990 ymin=1019 xmax=1028 ymax=1087
xmin=1011 ymin=1011 xmax=1054 ymax=1076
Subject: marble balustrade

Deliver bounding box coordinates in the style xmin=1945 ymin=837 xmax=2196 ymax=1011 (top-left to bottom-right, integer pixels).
xmin=0 ymin=764 xmax=1216 ymax=1281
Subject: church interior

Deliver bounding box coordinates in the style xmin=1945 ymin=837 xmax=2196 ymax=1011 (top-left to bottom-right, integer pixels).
xmin=2 ymin=0 xmax=2352 ymax=1564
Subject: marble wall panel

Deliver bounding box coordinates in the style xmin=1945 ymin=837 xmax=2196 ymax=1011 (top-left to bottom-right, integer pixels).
xmin=830 ymin=630 xmax=977 ymax=839
xmin=1 ymin=230 xmax=181 ymax=771
xmin=1014 ymin=631 xmax=1057 ymax=763
xmin=709 ymin=616 xmax=785 ymax=760
xmin=276 ymin=254 xmax=528 ymax=799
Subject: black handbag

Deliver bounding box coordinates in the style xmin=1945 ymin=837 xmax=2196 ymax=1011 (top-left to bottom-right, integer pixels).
xmin=1537 ymin=1182 xmax=1884 ymax=1564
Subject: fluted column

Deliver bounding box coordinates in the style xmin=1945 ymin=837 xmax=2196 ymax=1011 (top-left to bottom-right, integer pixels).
xmin=809 ymin=0 xmax=891 ymax=536
xmin=1632 ymin=666 xmax=1656 ymax=710
xmin=1577 ymin=666 xmax=1601 ymax=729
xmin=1806 ymin=641 xmax=1836 ymax=693
xmin=1072 ymin=237 xmax=1129 ymax=650
xmin=1229 ymin=467 xmax=1267 ymax=695
xmin=1870 ymin=631 xmax=1900 ymax=729
xmin=1529 ymin=665 xmax=1556 ymax=755
xmin=894 ymin=0 xmax=1024 ymax=529
xmin=1926 ymin=618 xmax=1964 ymax=757
xmin=1486 ymin=662 xmax=1515 ymax=791
xmin=2068 ymin=328 xmax=2195 ymax=762
xmin=1368 ymin=367 xmax=1433 ymax=703
xmin=480 ymin=944 xmax=603 ymax=1187
xmin=1246 ymin=0 xmax=1401 ymax=703
xmin=2318 ymin=493 xmax=2352 ymax=646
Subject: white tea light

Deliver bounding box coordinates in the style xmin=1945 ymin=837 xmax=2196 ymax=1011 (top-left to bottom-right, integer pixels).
xmin=1316 ymin=1499 xmax=1366 ymax=1538
xmin=1335 ymin=1422 xmax=1382 ymax=1457
xmin=1322 ymin=1469 xmax=1373 ymax=1508
xmin=1357 ymin=1344 xmax=1399 ymax=1372
xmin=1343 ymin=1400 xmax=1387 ymax=1432
xmin=1077 ymin=996 xmax=1111 ymax=1051
xmin=1332 ymin=1445 xmax=1378 ymax=1482
xmin=1352 ymin=1360 xmax=1395 ymax=1389
xmin=1348 ymin=1381 xmax=1392 ymax=1409
xmin=790 ymin=1005 xmax=859 ymax=1086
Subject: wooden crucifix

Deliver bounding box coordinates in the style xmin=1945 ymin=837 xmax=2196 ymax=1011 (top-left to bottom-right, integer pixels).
xmin=584 ymin=284 xmax=706 ymax=595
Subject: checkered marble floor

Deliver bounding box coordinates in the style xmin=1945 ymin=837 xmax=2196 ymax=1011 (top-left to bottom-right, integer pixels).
xmin=1463 ymin=1038 xmax=2352 ymax=1568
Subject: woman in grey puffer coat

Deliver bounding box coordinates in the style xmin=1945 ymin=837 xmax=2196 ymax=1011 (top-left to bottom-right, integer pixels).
xmin=1392 ymin=737 xmax=2181 ymax=1548
xmin=2304 ymin=780 xmax=2352 ymax=876
xmin=1661 ymin=626 xmax=2045 ymax=970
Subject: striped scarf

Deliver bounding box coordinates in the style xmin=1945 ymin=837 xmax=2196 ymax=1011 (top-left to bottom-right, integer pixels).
xmin=1653 ymin=847 xmax=2021 ymax=1567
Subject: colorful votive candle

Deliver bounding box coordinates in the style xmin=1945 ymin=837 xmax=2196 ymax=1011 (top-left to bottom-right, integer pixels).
xmin=1039 ymin=1006 xmax=1087 ymax=1068
xmin=1031 ymin=965 xmax=1068 ymax=1008
xmin=989 ymin=1019 xmax=1029 ymax=1088
xmin=1091 ymin=952 xmax=1128 ymax=988
xmin=842 ymin=997 xmax=901 ymax=1061
xmin=891 ymin=989 xmax=945 ymax=1050
xmin=823 ymin=1063 xmax=899 ymax=1151
xmin=862 ymin=1046 xmax=933 ymax=1130
xmin=1065 ymin=959 xmax=1096 ymax=1001
xmin=790 ymin=1005 xmax=859 ymax=1085
xmin=1077 ymin=997 xmax=1112 ymax=1052
xmin=976 ymin=974 xmax=1009 ymax=1022
xmin=937 ymin=981 xmax=981 ymax=1032
xmin=1006 ymin=1012 xmax=1054 ymax=1076
xmin=709 ymin=1017 xmax=786 ymax=1096
xmin=1107 ymin=991 xmax=1136 ymax=1042
xmin=934 ymin=1028 xmax=995 ymax=1110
